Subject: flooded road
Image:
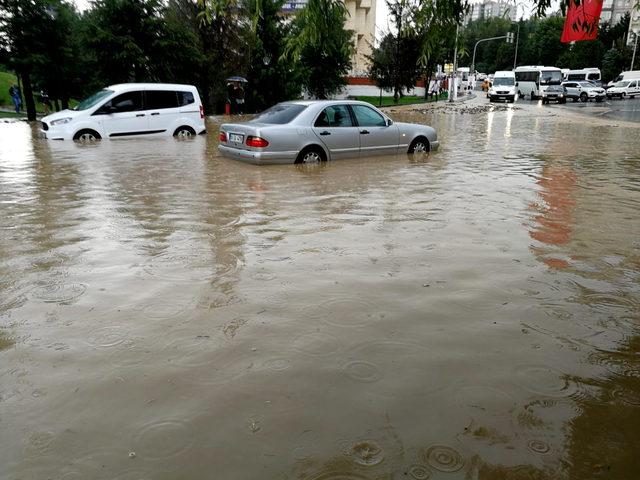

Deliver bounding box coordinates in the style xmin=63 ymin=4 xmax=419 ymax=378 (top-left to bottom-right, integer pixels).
xmin=1 ymin=104 xmax=639 ymax=479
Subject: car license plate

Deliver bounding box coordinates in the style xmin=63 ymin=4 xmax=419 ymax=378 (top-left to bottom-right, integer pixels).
xmin=229 ymin=133 xmax=244 ymax=143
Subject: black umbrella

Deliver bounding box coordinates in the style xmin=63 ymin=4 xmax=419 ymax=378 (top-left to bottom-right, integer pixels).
xmin=226 ymin=76 xmax=248 ymax=83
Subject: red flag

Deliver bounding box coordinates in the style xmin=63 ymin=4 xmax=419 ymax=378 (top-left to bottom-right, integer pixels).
xmin=561 ymin=0 xmax=604 ymax=43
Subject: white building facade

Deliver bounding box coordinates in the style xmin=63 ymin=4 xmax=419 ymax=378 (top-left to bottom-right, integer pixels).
xmin=281 ymin=0 xmax=377 ymax=75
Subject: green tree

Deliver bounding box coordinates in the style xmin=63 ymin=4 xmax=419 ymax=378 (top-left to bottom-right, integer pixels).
xmin=244 ymin=0 xmax=303 ymax=111
xmin=285 ymin=0 xmax=354 ymax=99
xmin=0 ymin=0 xmax=78 ymax=119
xmin=197 ymin=0 xmax=251 ymax=112
xmin=368 ymin=33 xmax=420 ymax=103
xmin=602 ymin=40 xmax=633 ymax=82
xmin=82 ymin=0 xmax=168 ymax=84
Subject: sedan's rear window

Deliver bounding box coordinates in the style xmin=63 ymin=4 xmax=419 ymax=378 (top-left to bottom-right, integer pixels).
xmin=250 ymin=104 xmax=307 ymax=124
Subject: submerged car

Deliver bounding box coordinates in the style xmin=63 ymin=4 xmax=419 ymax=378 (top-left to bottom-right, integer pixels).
xmin=218 ymin=100 xmax=439 ymax=165
xmin=541 ymin=85 xmax=567 ymax=104
xmin=41 ymin=83 xmax=206 ymax=141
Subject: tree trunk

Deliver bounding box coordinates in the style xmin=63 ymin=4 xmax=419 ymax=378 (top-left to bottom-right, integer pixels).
xmin=54 ymin=99 xmax=60 ymax=112
xmin=20 ymin=70 xmax=37 ymax=121
xmin=62 ymin=97 xmax=69 ymax=110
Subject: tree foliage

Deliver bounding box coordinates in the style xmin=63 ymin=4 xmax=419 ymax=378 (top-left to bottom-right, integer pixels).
xmin=0 ymin=0 xmax=637 ymax=118
xmin=285 ymin=0 xmax=354 ymax=99
xmin=368 ymin=33 xmax=421 ymax=102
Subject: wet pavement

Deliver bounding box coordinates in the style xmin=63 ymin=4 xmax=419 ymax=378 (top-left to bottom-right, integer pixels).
xmin=1 ymin=104 xmax=639 ymax=479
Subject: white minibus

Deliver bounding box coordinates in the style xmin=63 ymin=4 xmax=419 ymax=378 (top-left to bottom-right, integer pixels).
xmin=514 ymin=66 xmax=563 ymax=100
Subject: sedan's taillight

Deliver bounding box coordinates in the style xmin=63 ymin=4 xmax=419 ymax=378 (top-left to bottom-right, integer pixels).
xmin=246 ymin=136 xmax=269 ymax=148
xmin=219 ymin=131 xmax=227 ymax=142
xmin=199 ymin=105 xmax=204 ymax=119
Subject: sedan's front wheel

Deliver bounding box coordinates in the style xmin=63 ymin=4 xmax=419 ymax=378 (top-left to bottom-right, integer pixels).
xmin=295 ymin=146 xmax=326 ymax=164
xmin=408 ymin=137 xmax=429 ymax=154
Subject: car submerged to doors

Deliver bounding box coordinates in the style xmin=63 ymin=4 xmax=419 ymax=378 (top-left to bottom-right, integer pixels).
xmin=41 ymin=83 xmax=206 ymax=141
xmin=218 ymin=100 xmax=439 ymax=165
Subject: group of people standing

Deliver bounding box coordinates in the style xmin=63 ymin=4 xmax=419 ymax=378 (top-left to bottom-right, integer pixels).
xmin=427 ymin=77 xmax=449 ymax=102
xmin=7 ymin=85 xmax=53 ymax=115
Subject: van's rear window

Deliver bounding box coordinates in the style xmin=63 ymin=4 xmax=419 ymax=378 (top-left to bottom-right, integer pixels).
xmin=250 ymin=104 xmax=307 ymax=124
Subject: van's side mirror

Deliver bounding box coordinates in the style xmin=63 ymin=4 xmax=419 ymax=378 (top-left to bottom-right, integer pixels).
xmin=515 ymin=82 xmax=519 ymax=87
xmin=386 ymin=118 xmax=393 ymax=126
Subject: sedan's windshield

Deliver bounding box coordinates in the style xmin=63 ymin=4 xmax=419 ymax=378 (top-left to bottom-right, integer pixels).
xmin=250 ymin=104 xmax=307 ymax=124
xmin=74 ymin=89 xmax=114 ymax=111
xmin=493 ymin=77 xmax=514 ymax=86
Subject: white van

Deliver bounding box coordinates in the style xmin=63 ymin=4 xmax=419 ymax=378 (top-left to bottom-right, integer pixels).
xmin=607 ymin=70 xmax=640 ymax=88
xmin=566 ymin=68 xmax=601 ymax=86
xmin=488 ymin=71 xmax=517 ymax=103
xmin=41 ymin=83 xmax=206 ymax=141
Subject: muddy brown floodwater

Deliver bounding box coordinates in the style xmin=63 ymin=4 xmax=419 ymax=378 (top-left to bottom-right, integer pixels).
xmin=1 ymin=102 xmax=639 ymax=480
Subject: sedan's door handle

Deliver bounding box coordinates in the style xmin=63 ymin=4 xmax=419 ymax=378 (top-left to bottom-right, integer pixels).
xmin=150 ymin=112 xmax=160 ymax=116
xmin=136 ymin=113 xmax=145 ymax=117
xmin=360 ymin=130 xmax=370 ymax=135
xmin=319 ymin=131 xmax=331 ymax=136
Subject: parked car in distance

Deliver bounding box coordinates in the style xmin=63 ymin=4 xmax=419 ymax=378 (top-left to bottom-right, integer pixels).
xmin=488 ymin=71 xmax=517 ymax=103
xmin=218 ymin=100 xmax=439 ymax=165
xmin=541 ymin=85 xmax=567 ymax=104
xmin=561 ymin=81 xmax=605 ymax=102
xmin=41 ymin=83 xmax=206 ymax=141
xmin=606 ymin=80 xmax=640 ymax=99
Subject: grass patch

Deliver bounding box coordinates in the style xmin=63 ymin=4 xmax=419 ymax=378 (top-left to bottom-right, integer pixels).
xmin=0 ymin=70 xmax=18 ymax=108
xmin=0 ymin=111 xmax=25 ymax=118
xmin=350 ymin=93 xmax=448 ymax=107
xmin=1 ymin=70 xmax=79 ymax=114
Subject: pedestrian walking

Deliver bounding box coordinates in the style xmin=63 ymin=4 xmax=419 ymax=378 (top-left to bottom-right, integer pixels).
xmin=38 ymin=89 xmax=52 ymax=115
xmin=9 ymin=84 xmax=22 ymax=114
xmin=429 ymin=78 xmax=439 ymax=102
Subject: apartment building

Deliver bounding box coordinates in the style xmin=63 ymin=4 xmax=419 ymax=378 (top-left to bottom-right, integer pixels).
xmin=600 ymin=0 xmax=634 ymax=24
xmin=466 ymin=0 xmax=518 ymax=24
xmin=281 ymin=0 xmax=377 ymax=75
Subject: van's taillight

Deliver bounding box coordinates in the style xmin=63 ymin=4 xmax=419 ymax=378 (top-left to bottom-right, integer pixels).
xmin=246 ymin=136 xmax=269 ymax=148
xmin=219 ymin=131 xmax=227 ymax=142
xmin=199 ymin=105 xmax=204 ymax=119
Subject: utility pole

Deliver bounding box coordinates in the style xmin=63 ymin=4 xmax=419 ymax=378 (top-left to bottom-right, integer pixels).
xmin=450 ymin=23 xmax=459 ymax=103
xmin=513 ymin=21 xmax=521 ymax=69
xmin=632 ymin=29 xmax=639 ymax=71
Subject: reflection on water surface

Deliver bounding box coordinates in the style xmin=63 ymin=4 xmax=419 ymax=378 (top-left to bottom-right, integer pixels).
xmin=1 ymin=109 xmax=639 ymax=479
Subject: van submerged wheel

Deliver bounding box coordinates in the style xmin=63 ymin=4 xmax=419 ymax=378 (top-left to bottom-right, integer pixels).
xmin=73 ymin=129 xmax=101 ymax=142
xmin=173 ymin=126 xmax=196 ymax=137
xmin=408 ymin=137 xmax=429 ymax=154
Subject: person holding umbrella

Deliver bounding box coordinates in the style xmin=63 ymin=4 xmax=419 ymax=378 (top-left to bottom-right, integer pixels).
xmin=225 ymin=76 xmax=247 ymax=114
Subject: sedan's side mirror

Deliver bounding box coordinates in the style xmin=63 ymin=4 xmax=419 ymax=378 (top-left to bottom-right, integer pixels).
xmin=515 ymin=82 xmax=519 ymax=87
xmin=386 ymin=118 xmax=393 ymax=126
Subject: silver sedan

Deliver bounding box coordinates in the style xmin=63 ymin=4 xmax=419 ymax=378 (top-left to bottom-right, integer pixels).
xmin=218 ymin=100 xmax=439 ymax=165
